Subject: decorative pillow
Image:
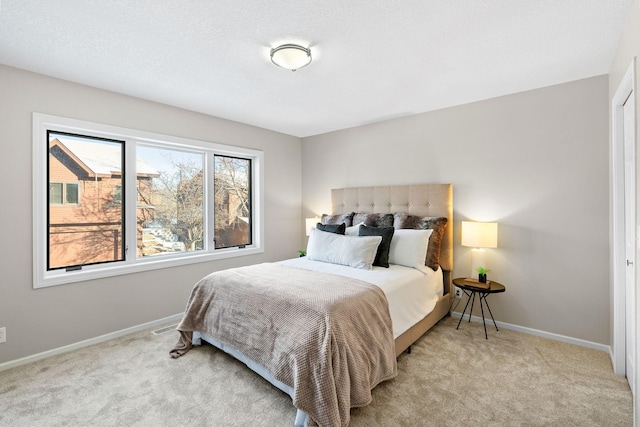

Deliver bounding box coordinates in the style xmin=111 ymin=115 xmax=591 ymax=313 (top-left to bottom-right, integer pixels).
xmin=316 ymin=222 xmax=346 ymax=235
xmin=388 ymin=229 xmax=433 ymax=273
xmin=393 ymin=213 xmax=448 ymax=271
xmin=321 ymin=212 xmax=355 ymax=227
xmin=359 ymin=225 xmax=394 ymax=268
xmin=307 ymin=228 xmax=382 ymax=270
xmin=353 ymin=213 xmax=394 ymax=227
xmin=345 ymin=222 xmax=364 ymax=236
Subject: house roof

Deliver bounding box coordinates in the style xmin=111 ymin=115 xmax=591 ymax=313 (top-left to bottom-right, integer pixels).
xmin=52 ymin=138 xmax=159 ymax=178
xmin=0 ymin=1 xmax=633 ymax=137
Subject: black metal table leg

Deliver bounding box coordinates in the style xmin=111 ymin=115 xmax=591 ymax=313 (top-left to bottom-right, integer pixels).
xmin=468 ymin=290 xmax=476 ymax=323
xmin=479 ymin=292 xmax=488 ymax=339
xmin=456 ymin=289 xmax=474 ymax=330
xmin=481 ymin=293 xmax=499 ymax=331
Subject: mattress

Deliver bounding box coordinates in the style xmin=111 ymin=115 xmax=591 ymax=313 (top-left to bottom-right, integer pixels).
xmin=278 ymin=257 xmax=443 ymax=338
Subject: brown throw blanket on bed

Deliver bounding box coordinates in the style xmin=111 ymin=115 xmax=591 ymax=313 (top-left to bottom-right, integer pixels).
xmin=170 ymin=263 xmax=397 ymax=427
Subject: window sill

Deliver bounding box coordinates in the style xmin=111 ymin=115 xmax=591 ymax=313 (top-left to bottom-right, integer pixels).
xmin=34 ymin=246 xmax=264 ymax=289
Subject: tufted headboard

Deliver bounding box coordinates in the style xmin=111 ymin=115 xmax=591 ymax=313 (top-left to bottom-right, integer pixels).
xmin=331 ymin=184 xmax=453 ymax=293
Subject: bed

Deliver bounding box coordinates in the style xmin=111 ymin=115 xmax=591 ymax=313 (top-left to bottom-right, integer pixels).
xmin=170 ymin=184 xmax=453 ymax=427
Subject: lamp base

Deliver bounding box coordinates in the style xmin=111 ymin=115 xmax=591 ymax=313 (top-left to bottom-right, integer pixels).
xmin=470 ymin=248 xmax=487 ymax=278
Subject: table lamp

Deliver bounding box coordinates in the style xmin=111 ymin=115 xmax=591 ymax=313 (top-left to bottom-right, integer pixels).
xmin=461 ymin=221 xmax=498 ymax=278
xmin=305 ymin=217 xmax=319 ymax=236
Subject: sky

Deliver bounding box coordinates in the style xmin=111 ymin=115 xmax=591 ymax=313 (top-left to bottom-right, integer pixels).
xmin=137 ymin=145 xmax=203 ymax=175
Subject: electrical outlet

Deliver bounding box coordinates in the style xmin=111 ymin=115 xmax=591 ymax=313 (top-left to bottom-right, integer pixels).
xmin=454 ymin=287 xmax=462 ymax=299
xmin=0 ymin=327 xmax=5 ymax=343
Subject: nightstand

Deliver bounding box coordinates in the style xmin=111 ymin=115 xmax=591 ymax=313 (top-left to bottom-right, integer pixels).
xmin=453 ymin=277 xmax=506 ymax=339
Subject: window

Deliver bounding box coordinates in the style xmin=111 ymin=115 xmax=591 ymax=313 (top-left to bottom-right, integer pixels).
xmin=66 ymin=183 xmax=79 ymax=204
xmin=214 ymin=155 xmax=251 ymax=249
xmin=113 ymin=185 xmax=122 ymax=203
xmin=34 ymin=113 xmax=264 ymax=288
xmin=47 ymin=131 xmax=125 ymax=271
xmin=49 ymin=183 xmax=63 ymax=204
xmin=136 ymin=145 xmax=205 ymax=256
xmin=49 ymin=182 xmax=80 ymax=205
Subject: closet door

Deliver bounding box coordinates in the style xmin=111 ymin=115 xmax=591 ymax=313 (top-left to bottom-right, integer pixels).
xmin=624 ymin=90 xmax=636 ymax=396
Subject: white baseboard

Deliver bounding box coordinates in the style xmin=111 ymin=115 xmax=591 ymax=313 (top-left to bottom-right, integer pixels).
xmin=0 ymin=313 xmax=183 ymax=372
xmin=450 ymin=311 xmax=611 ymax=353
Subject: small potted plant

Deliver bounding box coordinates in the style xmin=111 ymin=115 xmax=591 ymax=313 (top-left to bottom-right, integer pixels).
xmin=299 ymin=250 xmax=306 ymax=257
xmin=476 ymin=267 xmax=490 ymax=283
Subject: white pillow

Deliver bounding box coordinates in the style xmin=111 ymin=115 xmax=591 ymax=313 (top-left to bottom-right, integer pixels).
xmin=345 ymin=222 xmax=364 ymax=236
xmin=307 ymin=228 xmax=382 ymax=270
xmin=388 ymin=229 xmax=433 ymax=273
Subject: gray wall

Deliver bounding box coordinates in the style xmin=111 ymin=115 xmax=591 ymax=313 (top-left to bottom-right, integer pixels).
xmin=302 ymin=75 xmax=610 ymax=345
xmin=0 ymin=65 xmax=302 ymax=364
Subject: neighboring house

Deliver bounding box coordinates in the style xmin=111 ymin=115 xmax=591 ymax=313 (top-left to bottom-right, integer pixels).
xmin=48 ymin=137 xmax=159 ymax=268
xmin=214 ymin=186 xmax=250 ymax=249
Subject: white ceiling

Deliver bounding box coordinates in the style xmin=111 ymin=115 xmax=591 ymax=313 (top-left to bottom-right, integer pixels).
xmin=0 ymin=1 xmax=633 ymax=137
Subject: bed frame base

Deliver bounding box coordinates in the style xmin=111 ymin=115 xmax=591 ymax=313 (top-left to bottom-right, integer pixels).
xmin=394 ymin=292 xmax=451 ymax=357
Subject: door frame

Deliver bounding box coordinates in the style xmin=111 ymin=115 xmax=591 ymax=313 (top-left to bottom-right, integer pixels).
xmin=612 ymin=58 xmax=636 ymax=379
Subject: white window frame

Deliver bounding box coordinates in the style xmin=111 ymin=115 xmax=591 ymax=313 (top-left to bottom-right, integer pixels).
xmin=33 ymin=113 xmax=264 ymax=289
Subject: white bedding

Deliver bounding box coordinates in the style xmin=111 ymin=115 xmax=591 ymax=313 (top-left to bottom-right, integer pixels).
xmin=278 ymin=257 xmax=443 ymax=338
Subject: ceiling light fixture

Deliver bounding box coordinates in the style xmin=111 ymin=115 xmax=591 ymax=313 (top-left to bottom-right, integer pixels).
xmin=270 ymin=44 xmax=312 ymax=71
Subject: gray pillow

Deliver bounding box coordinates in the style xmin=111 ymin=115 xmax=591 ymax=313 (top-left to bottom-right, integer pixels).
xmin=359 ymin=225 xmax=394 ymax=268
xmin=316 ymin=222 xmax=346 ymax=235
xmin=321 ymin=212 xmax=355 ymax=227
xmin=353 ymin=213 xmax=394 ymax=227
xmin=393 ymin=213 xmax=448 ymax=271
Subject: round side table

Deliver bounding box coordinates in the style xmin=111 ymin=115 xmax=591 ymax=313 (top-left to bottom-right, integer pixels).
xmin=453 ymin=278 xmax=506 ymax=339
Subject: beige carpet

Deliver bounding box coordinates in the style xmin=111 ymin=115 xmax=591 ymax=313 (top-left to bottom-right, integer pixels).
xmin=0 ymin=316 xmax=632 ymax=426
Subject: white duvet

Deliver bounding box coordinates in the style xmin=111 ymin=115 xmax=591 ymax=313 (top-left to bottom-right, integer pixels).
xmin=278 ymin=257 xmax=443 ymax=338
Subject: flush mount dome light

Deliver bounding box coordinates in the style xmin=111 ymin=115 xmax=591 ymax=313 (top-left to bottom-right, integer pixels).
xmin=270 ymin=44 xmax=311 ymax=71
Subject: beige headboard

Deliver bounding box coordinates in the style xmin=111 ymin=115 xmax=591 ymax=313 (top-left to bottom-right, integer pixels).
xmin=331 ymin=184 xmax=453 ymax=293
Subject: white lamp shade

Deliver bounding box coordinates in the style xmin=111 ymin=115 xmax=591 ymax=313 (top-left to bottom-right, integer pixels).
xmin=271 ymin=44 xmax=311 ymax=71
xmin=305 ymin=217 xmax=319 ymax=236
xmin=461 ymin=221 xmax=498 ymax=248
